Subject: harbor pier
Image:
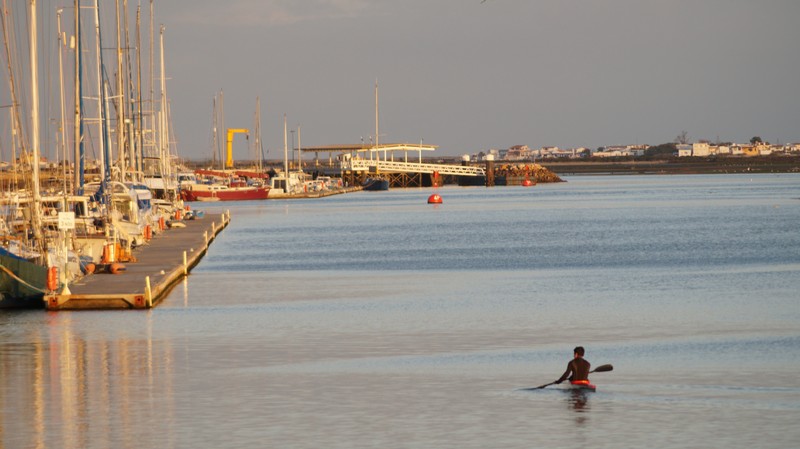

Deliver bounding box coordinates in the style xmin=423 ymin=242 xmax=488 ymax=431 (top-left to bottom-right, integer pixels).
xmin=44 ymin=212 xmax=230 ymax=310
xmin=299 ymin=143 xmax=486 ymax=188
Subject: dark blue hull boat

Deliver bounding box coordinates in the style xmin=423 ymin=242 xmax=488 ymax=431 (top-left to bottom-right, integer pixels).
xmin=362 ymin=178 xmax=389 ymax=191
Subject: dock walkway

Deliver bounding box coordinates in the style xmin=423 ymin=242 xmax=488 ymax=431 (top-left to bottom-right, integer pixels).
xmin=44 ymin=212 xmax=230 ymax=310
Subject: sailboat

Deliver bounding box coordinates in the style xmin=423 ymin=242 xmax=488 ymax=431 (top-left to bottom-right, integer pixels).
xmin=1 ymin=0 xmax=184 ymax=306
xmin=181 ymin=95 xmax=269 ymax=201
xmin=0 ymin=0 xmax=53 ymax=307
xmin=361 ymin=80 xmax=389 ymax=191
xmin=180 ymin=181 xmax=269 ymax=202
xmin=267 ymin=115 xmax=308 ymax=196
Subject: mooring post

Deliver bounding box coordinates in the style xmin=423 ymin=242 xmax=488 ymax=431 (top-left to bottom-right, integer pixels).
xmin=485 ymin=154 xmax=495 ymax=187
xmin=183 ymin=251 xmax=188 ymax=275
xmin=145 ymin=276 xmax=152 ymax=308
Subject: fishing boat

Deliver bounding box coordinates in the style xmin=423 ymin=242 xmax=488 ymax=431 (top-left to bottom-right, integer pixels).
xmin=268 ymin=170 xmax=317 ymax=196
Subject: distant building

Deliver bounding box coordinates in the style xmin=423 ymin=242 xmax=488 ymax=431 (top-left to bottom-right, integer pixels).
xmin=676 ymin=144 xmax=693 ymax=157
xmin=593 ymin=145 xmax=647 ymax=158
xmin=503 ymin=145 xmax=531 ymax=160
xmin=571 ymin=147 xmax=591 ymax=158
xmin=742 ymin=145 xmax=759 ymax=157
xmin=692 ymin=142 xmax=711 ymax=157
xmin=538 ymin=146 xmax=560 ymax=159
xmin=473 ymin=149 xmax=502 ymax=161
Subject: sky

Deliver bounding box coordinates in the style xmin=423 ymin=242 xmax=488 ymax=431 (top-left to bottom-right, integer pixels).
xmin=5 ymin=1 xmax=800 ymax=161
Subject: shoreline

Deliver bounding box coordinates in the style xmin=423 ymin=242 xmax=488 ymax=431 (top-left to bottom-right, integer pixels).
xmin=4 ymin=157 xmax=798 ymax=192
xmin=542 ymin=157 xmax=800 ymax=176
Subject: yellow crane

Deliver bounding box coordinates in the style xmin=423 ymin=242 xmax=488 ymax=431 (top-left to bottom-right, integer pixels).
xmin=226 ymin=128 xmax=249 ymax=168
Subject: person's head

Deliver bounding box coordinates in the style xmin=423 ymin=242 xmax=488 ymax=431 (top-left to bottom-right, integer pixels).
xmin=573 ymin=346 xmax=585 ymax=358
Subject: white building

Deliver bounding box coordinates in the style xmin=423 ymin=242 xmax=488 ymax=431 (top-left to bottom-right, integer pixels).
xmin=676 ymin=144 xmax=693 ymax=157
xmin=692 ymin=142 xmax=711 ymax=157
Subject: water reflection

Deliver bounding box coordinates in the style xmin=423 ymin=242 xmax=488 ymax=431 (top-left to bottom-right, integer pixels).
xmin=181 ymin=277 xmax=190 ymax=307
xmin=1 ymin=312 xmax=175 ymax=449
xmin=565 ymin=390 xmax=591 ymax=425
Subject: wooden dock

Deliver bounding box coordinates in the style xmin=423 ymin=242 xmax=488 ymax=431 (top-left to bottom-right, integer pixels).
xmin=44 ymin=212 xmax=231 ymax=310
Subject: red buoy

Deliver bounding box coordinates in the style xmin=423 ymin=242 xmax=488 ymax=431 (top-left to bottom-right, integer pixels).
xmin=427 ymin=194 xmax=443 ymax=204
xmin=522 ymin=179 xmax=533 ymax=187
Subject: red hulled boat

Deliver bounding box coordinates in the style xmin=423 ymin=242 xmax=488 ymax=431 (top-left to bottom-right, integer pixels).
xmin=180 ymin=183 xmax=269 ymax=202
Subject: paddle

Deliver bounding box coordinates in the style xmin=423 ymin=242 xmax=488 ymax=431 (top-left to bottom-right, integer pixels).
xmin=591 ymin=364 xmax=614 ymax=373
xmin=521 ymin=364 xmax=614 ymax=391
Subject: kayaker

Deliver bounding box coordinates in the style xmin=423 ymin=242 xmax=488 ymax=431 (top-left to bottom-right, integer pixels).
xmin=555 ymin=346 xmax=591 ymax=384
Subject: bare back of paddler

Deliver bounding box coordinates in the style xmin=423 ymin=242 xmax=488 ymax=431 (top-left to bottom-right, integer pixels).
xmin=555 ymin=346 xmax=591 ymax=384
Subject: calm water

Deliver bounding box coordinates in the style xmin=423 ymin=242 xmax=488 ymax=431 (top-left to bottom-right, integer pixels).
xmin=2 ymin=174 xmax=800 ymax=449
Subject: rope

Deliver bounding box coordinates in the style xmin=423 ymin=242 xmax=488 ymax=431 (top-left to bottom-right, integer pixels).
xmin=0 ymin=261 xmax=47 ymax=294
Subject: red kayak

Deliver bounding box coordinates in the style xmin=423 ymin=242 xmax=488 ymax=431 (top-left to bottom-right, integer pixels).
xmin=565 ymin=379 xmax=596 ymax=392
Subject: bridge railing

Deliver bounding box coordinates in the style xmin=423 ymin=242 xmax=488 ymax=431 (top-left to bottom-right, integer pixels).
xmin=342 ymin=159 xmax=485 ymax=176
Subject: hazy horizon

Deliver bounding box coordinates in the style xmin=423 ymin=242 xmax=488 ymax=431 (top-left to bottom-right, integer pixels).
xmin=159 ymin=0 xmax=799 ymax=159
xmin=3 ymin=1 xmax=800 ymax=162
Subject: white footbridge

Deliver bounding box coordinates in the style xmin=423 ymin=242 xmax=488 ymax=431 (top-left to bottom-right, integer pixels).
xmin=301 ymin=143 xmax=485 ymax=177
xmin=342 ymin=159 xmax=484 ymax=176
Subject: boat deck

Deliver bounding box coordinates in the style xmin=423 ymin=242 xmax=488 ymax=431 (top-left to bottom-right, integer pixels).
xmin=44 ymin=212 xmax=230 ymax=310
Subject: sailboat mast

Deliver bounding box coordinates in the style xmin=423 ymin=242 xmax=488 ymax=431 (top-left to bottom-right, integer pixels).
xmin=74 ymin=0 xmax=85 ymax=195
xmin=283 ymin=114 xmax=288 ymax=176
xmin=218 ymin=90 xmax=225 ymax=170
xmin=147 ymin=0 xmax=154 ymax=170
xmin=135 ymin=4 xmax=143 ymax=176
xmin=254 ymin=96 xmax=261 ymax=172
xmin=28 ymin=0 xmax=44 ymax=246
xmin=122 ymin=0 xmax=137 ymax=181
xmin=94 ymin=0 xmax=111 ymax=188
xmin=297 ymin=125 xmax=301 ymax=172
xmin=159 ymin=24 xmax=168 ymax=182
xmin=115 ymin=0 xmax=126 ymax=180
xmin=1 ymin=0 xmax=26 ymax=162
xmin=211 ymin=94 xmax=218 ymax=167
xmin=57 ymin=9 xmax=68 ymax=193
